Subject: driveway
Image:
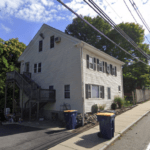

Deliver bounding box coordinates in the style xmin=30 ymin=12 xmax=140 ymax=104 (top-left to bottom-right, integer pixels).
xmin=0 ymin=124 xmax=76 ymax=150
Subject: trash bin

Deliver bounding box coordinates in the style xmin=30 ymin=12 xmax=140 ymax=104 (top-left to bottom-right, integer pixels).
xmin=98 ymin=110 xmax=116 ymax=132
xmin=64 ymin=110 xmax=77 ymax=130
xmin=97 ymin=113 xmax=115 ymax=139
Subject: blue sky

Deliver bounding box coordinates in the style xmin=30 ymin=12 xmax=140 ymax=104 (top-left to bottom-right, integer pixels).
xmin=0 ymin=0 xmax=150 ymax=46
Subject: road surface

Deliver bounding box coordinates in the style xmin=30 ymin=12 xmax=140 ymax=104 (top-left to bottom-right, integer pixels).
xmin=0 ymin=124 xmax=76 ymax=150
xmin=106 ymin=112 xmax=150 ymax=150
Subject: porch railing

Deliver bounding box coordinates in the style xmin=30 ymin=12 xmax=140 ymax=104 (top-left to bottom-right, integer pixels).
xmin=6 ymin=71 xmax=56 ymax=102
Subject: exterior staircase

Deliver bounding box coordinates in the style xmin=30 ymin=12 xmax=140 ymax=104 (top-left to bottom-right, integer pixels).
xmin=6 ymin=71 xmax=56 ymax=120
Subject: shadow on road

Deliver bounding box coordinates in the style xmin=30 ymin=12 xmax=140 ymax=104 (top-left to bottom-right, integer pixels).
xmin=0 ymin=124 xmax=42 ymax=137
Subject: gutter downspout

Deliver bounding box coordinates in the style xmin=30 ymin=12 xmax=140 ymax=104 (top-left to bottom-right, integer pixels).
xmin=78 ymin=42 xmax=85 ymax=126
xmin=121 ymin=65 xmax=124 ymax=99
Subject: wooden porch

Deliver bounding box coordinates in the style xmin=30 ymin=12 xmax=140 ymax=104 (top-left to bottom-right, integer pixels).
xmin=5 ymin=71 xmax=56 ymax=121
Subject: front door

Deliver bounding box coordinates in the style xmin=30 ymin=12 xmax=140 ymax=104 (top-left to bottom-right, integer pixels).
xmin=25 ymin=62 xmax=30 ymax=73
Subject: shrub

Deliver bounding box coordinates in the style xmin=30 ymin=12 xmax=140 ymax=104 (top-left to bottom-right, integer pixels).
xmin=98 ymin=104 xmax=106 ymax=111
xmin=114 ymin=97 xmax=124 ymax=108
xmin=111 ymin=103 xmax=117 ymax=110
xmin=91 ymin=104 xmax=98 ymax=113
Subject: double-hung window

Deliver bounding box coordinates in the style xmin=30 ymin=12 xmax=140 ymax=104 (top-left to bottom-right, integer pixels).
xmin=38 ymin=63 xmax=41 ymax=72
xmin=89 ymin=57 xmax=93 ymax=69
xmin=50 ymin=36 xmax=54 ymax=48
xmin=34 ymin=64 xmax=37 ymax=73
xmin=86 ymin=84 xmax=104 ymax=99
xmin=99 ymin=61 xmax=103 ymax=72
xmin=64 ymin=85 xmax=70 ymax=98
xmin=34 ymin=63 xmax=42 ymax=73
xmin=39 ymin=40 xmax=43 ymax=52
xmin=92 ymin=85 xmax=99 ymax=98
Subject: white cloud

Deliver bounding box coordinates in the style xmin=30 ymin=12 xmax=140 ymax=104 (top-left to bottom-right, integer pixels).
xmin=1 ymin=23 xmax=11 ymax=33
xmin=0 ymin=0 xmax=150 ymax=38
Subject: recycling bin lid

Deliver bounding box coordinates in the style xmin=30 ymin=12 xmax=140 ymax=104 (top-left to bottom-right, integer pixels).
xmin=97 ymin=112 xmax=114 ymax=116
xmin=64 ymin=110 xmax=77 ymax=112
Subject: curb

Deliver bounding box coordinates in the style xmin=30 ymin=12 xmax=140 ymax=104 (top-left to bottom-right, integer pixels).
xmin=99 ymin=110 xmax=150 ymax=150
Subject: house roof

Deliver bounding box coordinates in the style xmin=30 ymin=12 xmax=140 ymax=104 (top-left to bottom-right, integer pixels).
xmin=18 ymin=23 xmax=125 ymax=65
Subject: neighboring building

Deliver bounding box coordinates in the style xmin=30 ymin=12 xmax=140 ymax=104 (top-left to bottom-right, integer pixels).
xmin=5 ymin=24 xmax=125 ymax=120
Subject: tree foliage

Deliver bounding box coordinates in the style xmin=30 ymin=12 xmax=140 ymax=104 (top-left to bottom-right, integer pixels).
xmin=65 ymin=16 xmax=150 ymax=92
xmin=0 ymin=38 xmax=26 ymax=110
xmin=65 ymin=16 xmax=111 ymax=47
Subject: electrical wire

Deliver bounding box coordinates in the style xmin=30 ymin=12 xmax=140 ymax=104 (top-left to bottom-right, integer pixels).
xmin=104 ymin=0 xmax=122 ymax=22
xmin=57 ymin=0 xmax=147 ymax=65
xmin=86 ymin=0 xmax=150 ymax=60
xmin=123 ymin=0 xmax=138 ymax=23
xmin=129 ymin=0 xmax=150 ymax=33
xmin=124 ymin=0 xmax=150 ymax=44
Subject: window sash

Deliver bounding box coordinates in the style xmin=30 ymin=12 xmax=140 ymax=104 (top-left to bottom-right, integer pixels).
xmin=91 ymin=85 xmax=99 ymax=98
xmin=89 ymin=57 xmax=93 ymax=69
xmin=34 ymin=64 xmax=37 ymax=73
xmin=38 ymin=63 xmax=41 ymax=72
xmin=65 ymin=92 xmax=70 ymax=98
xmin=65 ymin=85 xmax=70 ymax=98
xmin=99 ymin=61 xmax=103 ymax=72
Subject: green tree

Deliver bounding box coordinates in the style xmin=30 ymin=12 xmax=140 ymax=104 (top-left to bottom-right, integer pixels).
xmin=65 ymin=16 xmax=111 ymax=47
xmin=0 ymin=38 xmax=26 ymax=110
xmin=101 ymin=23 xmax=149 ymax=63
xmin=65 ymin=17 xmax=150 ymax=92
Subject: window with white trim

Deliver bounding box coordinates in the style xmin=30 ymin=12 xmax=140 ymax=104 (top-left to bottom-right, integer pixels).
xmin=34 ymin=64 xmax=37 ymax=73
xmin=89 ymin=57 xmax=93 ymax=69
xmin=64 ymin=85 xmax=70 ymax=98
xmin=92 ymin=85 xmax=99 ymax=98
xmin=86 ymin=84 xmax=104 ymax=99
xmin=34 ymin=63 xmax=42 ymax=73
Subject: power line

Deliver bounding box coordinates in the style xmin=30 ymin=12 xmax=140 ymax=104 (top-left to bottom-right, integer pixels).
xmin=104 ymin=0 xmax=122 ymax=22
xmin=145 ymin=36 xmax=150 ymax=43
xmin=57 ymin=0 xmax=147 ymax=65
xmin=123 ymin=0 xmax=138 ymax=23
xmin=123 ymin=0 xmax=150 ymax=44
xmin=85 ymin=0 xmax=150 ymax=60
xmin=129 ymin=0 xmax=150 ymax=33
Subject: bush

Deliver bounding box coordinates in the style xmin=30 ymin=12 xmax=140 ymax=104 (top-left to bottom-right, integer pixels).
xmin=91 ymin=104 xmax=98 ymax=113
xmin=114 ymin=97 xmax=124 ymax=108
xmin=111 ymin=103 xmax=117 ymax=110
xmin=98 ymin=104 xmax=106 ymax=111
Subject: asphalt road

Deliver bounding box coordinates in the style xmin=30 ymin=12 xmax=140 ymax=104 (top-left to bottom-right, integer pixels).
xmin=106 ymin=112 xmax=150 ymax=150
xmin=0 ymin=124 xmax=76 ymax=150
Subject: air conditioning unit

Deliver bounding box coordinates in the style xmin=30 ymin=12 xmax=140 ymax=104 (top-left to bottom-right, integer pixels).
xmin=55 ymin=37 xmax=61 ymax=43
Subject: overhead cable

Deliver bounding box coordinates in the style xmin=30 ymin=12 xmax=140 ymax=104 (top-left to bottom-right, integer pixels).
xmin=123 ymin=0 xmax=138 ymax=23
xmin=86 ymin=0 xmax=150 ymax=60
xmin=124 ymin=0 xmax=150 ymax=44
xmin=57 ymin=0 xmax=147 ymax=65
xmin=129 ymin=0 xmax=150 ymax=33
xmin=104 ymin=0 xmax=122 ymax=22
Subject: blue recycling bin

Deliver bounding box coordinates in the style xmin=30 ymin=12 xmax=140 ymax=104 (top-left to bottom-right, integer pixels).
xmin=64 ymin=110 xmax=77 ymax=130
xmin=97 ymin=113 xmax=115 ymax=139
